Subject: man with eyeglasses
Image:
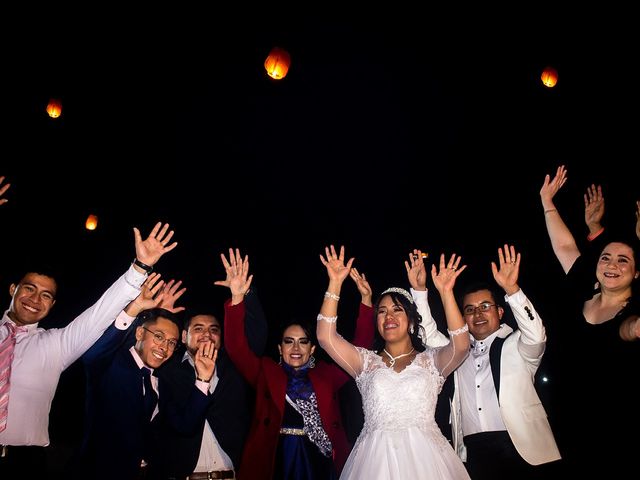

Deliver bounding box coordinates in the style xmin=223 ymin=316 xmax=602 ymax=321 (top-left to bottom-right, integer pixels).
xmin=0 ymin=221 xmax=175 ymax=480
xmin=420 ymin=245 xmax=561 ymax=479
xmin=72 ymin=256 xmax=213 ymax=478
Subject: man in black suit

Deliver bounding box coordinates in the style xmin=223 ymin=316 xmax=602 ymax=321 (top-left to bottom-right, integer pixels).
xmin=148 ymin=287 xmax=267 ymax=480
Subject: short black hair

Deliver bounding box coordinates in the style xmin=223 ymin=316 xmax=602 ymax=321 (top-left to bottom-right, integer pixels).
xmin=137 ymin=308 xmax=182 ymax=331
xmin=457 ymin=281 xmax=499 ymax=308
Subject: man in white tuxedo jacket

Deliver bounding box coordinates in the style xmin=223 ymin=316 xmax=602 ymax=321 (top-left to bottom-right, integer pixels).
xmin=414 ymin=246 xmax=561 ymax=479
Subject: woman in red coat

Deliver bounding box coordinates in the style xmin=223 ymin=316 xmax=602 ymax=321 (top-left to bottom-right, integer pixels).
xmin=222 ymin=251 xmax=374 ymax=479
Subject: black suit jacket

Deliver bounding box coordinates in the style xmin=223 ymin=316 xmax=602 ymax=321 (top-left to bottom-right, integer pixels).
xmin=147 ymin=289 xmax=268 ymax=479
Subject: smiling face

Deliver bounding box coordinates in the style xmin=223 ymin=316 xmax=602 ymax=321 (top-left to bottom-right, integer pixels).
xmin=8 ymin=273 xmax=57 ymax=326
xmin=278 ymin=324 xmax=315 ymax=369
xmin=596 ymin=242 xmax=639 ymax=292
xmin=183 ymin=314 xmax=222 ymax=356
xmin=376 ymin=294 xmax=411 ymax=342
xmin=135 ymin=317 xmax=180 ymax=369
xmin=462 ymin=289 xmax=503 ymax=340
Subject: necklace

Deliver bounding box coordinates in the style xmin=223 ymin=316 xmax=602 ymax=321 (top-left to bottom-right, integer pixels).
xmin=383 ymin=347 xmax=415 ymax=367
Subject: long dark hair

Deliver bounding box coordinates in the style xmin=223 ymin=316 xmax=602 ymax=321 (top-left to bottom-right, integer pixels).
xmin=372 ymin=289 xmax=426 ymax=353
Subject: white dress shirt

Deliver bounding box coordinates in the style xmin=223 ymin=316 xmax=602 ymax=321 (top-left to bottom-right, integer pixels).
xmin=0 ymin=265 xmax=145 ymax=446
xmin=458 ymin=326 xmax=508 ymax=436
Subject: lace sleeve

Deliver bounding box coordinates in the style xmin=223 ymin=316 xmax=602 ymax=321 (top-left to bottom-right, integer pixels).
xmin=317 ymin=314 xmax=364 ymax=378
xmin=432 ymin=327 xmax=469 ymax=378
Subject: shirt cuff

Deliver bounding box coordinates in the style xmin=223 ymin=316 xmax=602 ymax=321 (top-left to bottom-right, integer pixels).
xmin=115 ymin=310 xmax=136 ymax=330
xmin=504 ymin=288 xmax=525 ymax=305
xmin=125 ymin=263 xmax=147 ymax=289
xmin=410 ymin=288 xmax=428 ymax=300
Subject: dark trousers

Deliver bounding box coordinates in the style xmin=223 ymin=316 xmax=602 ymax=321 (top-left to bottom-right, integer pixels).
xmin=464 ymin=431 xmax=560 ymax=480
xmin=0 ymin=445 xmax=47 ymax=480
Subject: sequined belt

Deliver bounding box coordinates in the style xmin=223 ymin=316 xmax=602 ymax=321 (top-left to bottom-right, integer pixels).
xmin=279 ymin=427 xmax=306 ymax=436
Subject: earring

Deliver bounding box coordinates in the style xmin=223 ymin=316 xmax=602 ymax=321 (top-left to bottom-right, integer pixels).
xmin=278 ymin=355 xmax=282 ymax=365
xmin=409 ymin=325 xmax=415 ymax=335
xmin=309 ymin=355 xmax=316 ymax=368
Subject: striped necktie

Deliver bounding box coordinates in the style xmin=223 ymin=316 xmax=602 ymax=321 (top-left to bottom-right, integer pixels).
xmin=0 ymin=322 xmax=25 ymax=432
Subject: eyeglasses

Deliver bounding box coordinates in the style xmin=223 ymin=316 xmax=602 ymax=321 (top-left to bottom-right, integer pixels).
xmin=463 ymin=303 xmax=497 ymax=316
xmin=142 ymin=326 xmax=179 ymax=350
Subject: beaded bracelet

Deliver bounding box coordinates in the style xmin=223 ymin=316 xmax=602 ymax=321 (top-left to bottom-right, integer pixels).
xmin=317 ymin=313 xmax=338 ymax=323
xmin=324 ymin=291 xmax=340 ymax=301
xmin=448 ymin=324 xmax=469 ymax=336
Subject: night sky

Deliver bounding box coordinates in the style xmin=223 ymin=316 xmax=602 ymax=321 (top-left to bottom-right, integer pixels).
xmin=2 ymin=13 xmax=638 ymax=468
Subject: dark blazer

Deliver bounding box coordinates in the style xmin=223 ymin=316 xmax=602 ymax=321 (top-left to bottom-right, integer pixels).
xmin=77 ymin=321 xmax=210 ymax=480
xmin=148 ymin=291 xmax=268 ymax=479
xmin=224 ymin=300 xmax=374 ymax=480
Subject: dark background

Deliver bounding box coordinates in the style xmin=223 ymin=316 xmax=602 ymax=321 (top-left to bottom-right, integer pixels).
xmin=1 ymin=12 xmax=638 ymax=472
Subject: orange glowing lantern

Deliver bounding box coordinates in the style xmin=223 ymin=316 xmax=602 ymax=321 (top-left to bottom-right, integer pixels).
xmin=85 ymin=214 xmax=98 ymax=231
xmin=541 ymin=66 xmax=558 ymax=88
xmin=264 ymin=47 xmax=291 ymax=80
xmin=46 ymin=98 xmax=63 ymax=118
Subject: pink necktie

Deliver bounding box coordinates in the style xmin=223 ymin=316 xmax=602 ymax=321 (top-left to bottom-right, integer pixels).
xmin=0 ymin=322 xmax=22 ymax=432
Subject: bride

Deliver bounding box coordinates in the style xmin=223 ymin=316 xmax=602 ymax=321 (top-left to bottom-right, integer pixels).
xmin=317 ymin=245 xmax=471 ymax=479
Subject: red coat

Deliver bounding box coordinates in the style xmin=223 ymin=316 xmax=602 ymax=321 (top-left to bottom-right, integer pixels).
xmin=224 ymin=301 xmax=374 ymax=480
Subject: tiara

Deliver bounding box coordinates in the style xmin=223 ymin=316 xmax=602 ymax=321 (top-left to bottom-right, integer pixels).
xmin=380 ymin=287 xmax=414 ymax=304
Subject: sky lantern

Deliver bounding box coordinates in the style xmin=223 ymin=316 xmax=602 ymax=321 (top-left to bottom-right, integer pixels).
xmin=46 ymin=98 xmax=63 ymax=118
xmin=85 ymin=214 xmax=98 ymax=231
xmin=541 ymin=66 xmax=558 ymax=88
xmin=264 ymin=47 xmax=291 ymax=80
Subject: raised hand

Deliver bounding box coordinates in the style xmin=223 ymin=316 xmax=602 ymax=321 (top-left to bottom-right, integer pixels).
xmin=491 ymin=244 xmax=520 ymax=295
xmin=214 ymin=248 xmax=246 ymax=289
xmin=126 ymin=273 xmax=166 ymax=316
xmin=194 ymin=340 xmax=217 ymax=383
xmin=0 ymin=176 xmax=10 ymax=206
xmin=158 ymin=279 xmax=187 ymax=313
xmin=220 ymin=248 xmax=253 ymax=303
xmin=584 ymin=184 xmax=604 ymax=235
xmin=349 ymin=267 xmax=372 ymax=306
xmin=431 ymin=253 xmax=466 ymax=294
xmin=540 ymin=165 xmax=567 ymax=207
xmin=405 ymin=249 xmax=427 ymax=290
xmin=320 ymin=245 xmax=354 ymax=284
xmin=133 ymin=222 xmax=178 ymax=267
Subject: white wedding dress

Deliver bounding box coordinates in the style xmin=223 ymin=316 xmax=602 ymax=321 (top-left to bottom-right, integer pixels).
xmin=340 ymin=348 xmax=470 ymax=479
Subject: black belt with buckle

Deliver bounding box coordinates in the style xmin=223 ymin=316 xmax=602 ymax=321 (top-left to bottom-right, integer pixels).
xmin=187 ymin=470 xmax=235 ymax=480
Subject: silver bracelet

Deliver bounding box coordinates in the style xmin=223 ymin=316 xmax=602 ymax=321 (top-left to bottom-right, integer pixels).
xmin=448 ymin=324 xmax=469 ymax=336
xmin=324 ymin=291 xmax=340 ymax=301
xmin=317 ymin=313 xmax=338 ymax=323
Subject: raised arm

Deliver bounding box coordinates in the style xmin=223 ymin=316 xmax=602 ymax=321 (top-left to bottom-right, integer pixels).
xmin=222 ymin=249 xmax=262 ymax=386
xmin=539 ymin=165 xmax=581 ymax=273
xmin=83 ymin=274 xmax=165 ymax=366
xmin=0 ymin=176 xmax=10 ymax=206
xmin=406 ymin=248 xmax=448 ymax=347
xmin=316 ymin=245 xmax=363 ymax=378
xmin=60 ymin=221 xmax=177 ymax=367
xmin=492 ymin=245 xmax=546 ymax=365
xmin=584 ymin=183 xmax=605 ymax=238
xmin=430 ymin=253 xmax=469 ymax=378
xmin=346 ymin=268 xmax=375 ymax=351
xmin=635 ymin=200 xmax=640 ymax=241
xmin=215 ymin=248 xmax=268 ymax=356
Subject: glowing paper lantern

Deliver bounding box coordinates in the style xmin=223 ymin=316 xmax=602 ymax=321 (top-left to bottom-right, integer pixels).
xmin=264 ymin=47 xmax=291 ymax=80
xmin=46 ymin=98 xmax=63 ymax=118
xmin=85 ymin=214 xmax=98 ymax=231
xmin=541 ymin=67 xmax=558 ymax=88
